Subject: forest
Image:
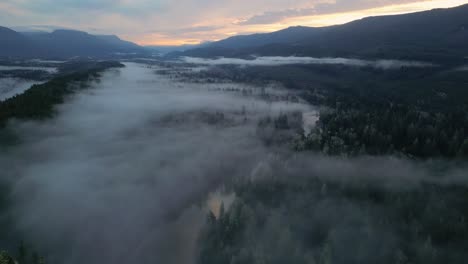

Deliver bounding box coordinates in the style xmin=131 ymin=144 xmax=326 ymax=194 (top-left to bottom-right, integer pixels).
xmin=0 ymin=59 xmax=467 ymax=264
xmin=168 ymin=60 xmax=468 ymax=264
xmin=0 ymin=61 xmax=123 ymax=127
xmin=299 ymin=103 xmax=468 ymax=158
xmin=177 ymin=62 xmax=468 ymax=159
xmin=198 ymin=171 xmax=468 ymax=264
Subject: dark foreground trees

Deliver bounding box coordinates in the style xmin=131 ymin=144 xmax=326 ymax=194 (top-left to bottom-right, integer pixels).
xmin=298 ymin=105 xmax=468 ymax=158
xmin=0 ymin=243 xmax=46 ymax=264
xmin=198 ymin=175 xmax=468 ymax=264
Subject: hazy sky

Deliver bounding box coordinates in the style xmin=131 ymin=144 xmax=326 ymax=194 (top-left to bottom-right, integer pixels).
xmin=1 ymin=0 xmax=467 ymax=45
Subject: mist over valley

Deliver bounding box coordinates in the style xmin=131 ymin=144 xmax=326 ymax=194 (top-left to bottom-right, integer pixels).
xmin=1 ymin=2 xmax=468 ymax=264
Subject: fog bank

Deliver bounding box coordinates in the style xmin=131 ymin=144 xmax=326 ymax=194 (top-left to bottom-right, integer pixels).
xmin=0 ymin=63 xmax=309 ymax=264
xmin=0 ymin=65 xmax=57 ymax=74
xmin=0 ymin=78 xmax=43 ymax=101
xmin=183 ymin=56 xmax=435 ymax=69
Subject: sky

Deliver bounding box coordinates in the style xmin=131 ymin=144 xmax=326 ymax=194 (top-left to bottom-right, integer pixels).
xmin=0 ymin=0 xmax=467 ymax=45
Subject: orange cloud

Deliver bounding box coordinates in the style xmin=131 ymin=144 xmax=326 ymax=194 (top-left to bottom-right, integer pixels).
xmin=288 ymin=0 xmax=468 ymax=27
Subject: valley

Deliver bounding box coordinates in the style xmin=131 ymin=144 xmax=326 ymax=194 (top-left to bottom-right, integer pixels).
xmin=1 ymin=2 xmax=468 ymax=264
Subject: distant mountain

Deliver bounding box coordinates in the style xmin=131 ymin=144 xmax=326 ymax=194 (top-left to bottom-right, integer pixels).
xmin=96 ymin=35 xmax=143 ymax=53
xmin=179 ymin=4 xmax=468 ymax=62
xmin=0 ymin=27 xmax=146 ymax=59
xmin=146 ymin=42 xmax=213 ymax=55
xmin=0 ymin=26 xmax=39 ymax=57
xmin=211 ymin=26 xmax=327 ymax=49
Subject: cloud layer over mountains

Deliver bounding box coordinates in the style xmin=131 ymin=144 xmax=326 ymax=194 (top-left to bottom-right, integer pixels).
xmin=183 ymin=56 xmax=435 ymax=69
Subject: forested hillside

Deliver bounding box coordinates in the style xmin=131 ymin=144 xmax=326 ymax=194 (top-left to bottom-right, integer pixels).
xmin=179 ymin=4 xmax=468 ymax=62
xmin=179 ymin=63 xmax=468 ymax=159
xmin=189 ymin=63 xmax=468 ymax=264
xmin=198 ymin=168 xmax=468 ymax=264
xmin=0 ymin=27 xmax=146 ymax=59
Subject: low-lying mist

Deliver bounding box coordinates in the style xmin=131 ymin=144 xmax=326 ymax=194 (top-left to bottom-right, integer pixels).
xmin=182 ymin=56 xmax=435 ymax=69
xmin=0 ymin=78 xmax=43 ymax=101
xmin=0 ymin=66 xmax=57 ymax=74
xmin=0 ymin=62 xmax=310 ymax=264
xmin=1 ymin=62 xmax=465 ymax=264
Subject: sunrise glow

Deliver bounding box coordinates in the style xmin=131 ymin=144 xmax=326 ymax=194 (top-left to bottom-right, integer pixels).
xmin=1 ymin=0 xmax=467 ymax=45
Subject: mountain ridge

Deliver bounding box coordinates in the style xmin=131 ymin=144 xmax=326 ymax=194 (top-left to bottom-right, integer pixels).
xmin=0 ymin=27 xmax=146 ymax=59
xmin=177 ymin=4 xmax=468 ymax=62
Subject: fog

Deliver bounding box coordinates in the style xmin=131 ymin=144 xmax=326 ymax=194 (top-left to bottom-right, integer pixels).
xmin=249 ymin=153 xmax=468 ymax=189
xmin=183 ymin=56 xmax=435 ymax=69
xmin=0 ymin=66 xmax=58 ymax=74
xmin=0 ymin=62 xmax=464 ymax=264
xmin=0 ymin=78 xmax=43 ymax=101
xmin=28 ymin=59 xmax=65 ymax=64
xmin=0 ymin=64 xmax=57 ymax=100
xmin=0 ymin=62 xmax=310 ymax=264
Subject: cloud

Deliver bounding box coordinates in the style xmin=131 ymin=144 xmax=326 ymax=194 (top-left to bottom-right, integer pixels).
xmin=5 ymin=0 xmax=161 ymax=14
xmin=312 ymin=0 xmax=430 ymax=15
xmin=182 ymin=56 xmax=436 ymax=69
xmin=236 ymin=8 xmax=316 ymax=25
xmin=173 ymin=26 xmax=223 ymax=34
xmin=10 ymin=25 xmax=69 ymax=32
xmin=237 ymin=0 xmax=432 ymax=25
xmin=455 ymin=65 xmax=468 ymax=71
xmin=148 ymin=25 xmax=223 ymax=38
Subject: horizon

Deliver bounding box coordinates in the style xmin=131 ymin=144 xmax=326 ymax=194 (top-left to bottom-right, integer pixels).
xmin=1 ymin=0 xmax=468 ymax=46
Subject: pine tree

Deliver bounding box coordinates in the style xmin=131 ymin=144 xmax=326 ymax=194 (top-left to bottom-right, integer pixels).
xmin=0 ymin=251 xmax=12 ymax=264
xmin=319 ymin=240 xmax=332 ymax=264
xmin=18 ymin=241 xmax=27 ymax=264
xmin=32 ymin=252 xmax=39 ymax=264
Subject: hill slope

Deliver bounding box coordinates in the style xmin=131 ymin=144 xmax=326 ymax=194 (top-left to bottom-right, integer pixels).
xmin=0 ymin=26 xmax=39 ymax=58
xmin=211 ymin=26 xmax=327 ymax=49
